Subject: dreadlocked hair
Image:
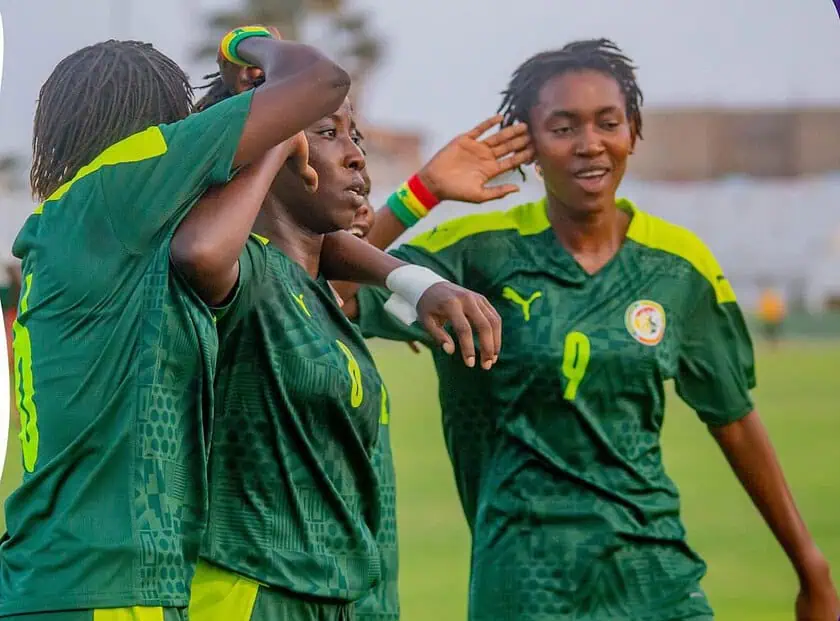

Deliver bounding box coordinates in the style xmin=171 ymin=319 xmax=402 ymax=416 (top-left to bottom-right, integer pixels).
xmin=31 ymin=40 xmax=193 ymax=201
xmin=194 ymin=71 xmax=233 ymax=112
xmin=498 ymin=38 xmax=643 ymax=178
xmin=194 ymin=70 xmax=265 ymax=112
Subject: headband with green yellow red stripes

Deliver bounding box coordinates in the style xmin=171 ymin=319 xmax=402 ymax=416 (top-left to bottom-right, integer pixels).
xmin=386 ymin=174 xmax=441 ymax=228
xmin=219 ymin=26 xmax=275 ymax=66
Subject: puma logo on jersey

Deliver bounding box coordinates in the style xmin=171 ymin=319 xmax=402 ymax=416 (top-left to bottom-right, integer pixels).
xmin=502 ymin=286 xmax=542 ymax=321
xmin=293 ymin=292 xmax=311 ymax=317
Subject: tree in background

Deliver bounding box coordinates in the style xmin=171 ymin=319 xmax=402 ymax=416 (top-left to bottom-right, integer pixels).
xmin=0 ymin=154 xmax=26 ymax=194
xmin=195 ymin=0 xmax=383 ymax=107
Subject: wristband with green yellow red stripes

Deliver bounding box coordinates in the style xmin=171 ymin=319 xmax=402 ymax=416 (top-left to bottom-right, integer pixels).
xmin=219 ymin=26 xmax=275 ymax=66
xmin=385 ymin=174 xmax=441 ymax=228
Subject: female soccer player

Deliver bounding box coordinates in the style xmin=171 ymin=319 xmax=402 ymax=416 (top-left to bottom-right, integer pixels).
xmin=172 ymin=59 xmax=518 ymax=617
xmin=342 ymin=39 xmax=840 ymax=621
xmin=0 ymin=31 xmax=348 ymax=621
xmin=0 ymin=29 xmax=498 ymax=620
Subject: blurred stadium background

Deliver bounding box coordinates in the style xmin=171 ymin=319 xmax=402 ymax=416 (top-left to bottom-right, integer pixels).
xmin=1 ymin=1 xmax=839 ymax=619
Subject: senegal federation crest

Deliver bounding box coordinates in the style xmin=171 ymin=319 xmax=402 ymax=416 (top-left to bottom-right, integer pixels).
xmin=624 ymin=300 xmax=666 ymax=346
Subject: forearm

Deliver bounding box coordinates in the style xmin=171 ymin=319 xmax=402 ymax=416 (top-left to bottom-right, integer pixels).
xmin=171 ymin=147 xmax=288 ymax=303
xmin=330 ymin=208 xmax=408 ymax=305
xmin=711 ymin=410 xmax=827 ymax=582
xmin=367 ymin=206 xmax=409 ymax=251
xmin=321 ymin=230 xmax=406 ymax=286
xmin=237 ymin=37 xmax=337 ymax=82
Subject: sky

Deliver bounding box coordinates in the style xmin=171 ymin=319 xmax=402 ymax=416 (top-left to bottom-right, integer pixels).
xmin=1 ymin=0 xmax=840 ymax=160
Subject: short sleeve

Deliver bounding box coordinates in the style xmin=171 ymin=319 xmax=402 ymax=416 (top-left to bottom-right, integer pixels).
xmin=104 ymin=90 xmax=255 ymax=252
xmin=214 ymin=235 xmax=269 ymax=339
xmin=674 ymin=280 xmax=757 ymax=427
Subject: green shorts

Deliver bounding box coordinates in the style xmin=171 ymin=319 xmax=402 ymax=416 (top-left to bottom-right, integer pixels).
xmin=0 ymin=608 xmax=186 ymax=621
xmin=189 ymin=560 xmax=355 ymax=621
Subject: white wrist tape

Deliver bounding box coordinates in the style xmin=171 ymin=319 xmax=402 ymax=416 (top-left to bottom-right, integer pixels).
xmin=383 ymin=265 xmax=448 ymax=325
xmin=385 ymin=265 xmax=447 ymax=308
xmin=383 ymin=294 xmax=418 ymax=326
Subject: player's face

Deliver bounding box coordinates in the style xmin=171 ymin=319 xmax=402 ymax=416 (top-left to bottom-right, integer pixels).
xmin=349 ymin=170 xmax=374 ymax=240
xmin=270 ymin=99 xmax=367 ymax=234
xmin=528 ymin=70 xmax=634 ymax=213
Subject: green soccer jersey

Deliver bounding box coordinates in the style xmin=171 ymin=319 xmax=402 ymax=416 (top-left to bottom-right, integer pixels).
xmin=355 ymin=386 xmax=400 ymax=621
xmin=203 ymin=237 xmax=391 ymax=604
xmin=0 ymin=90 xmax=254 ymax=615
xmin=353 ymin=198 xmax=756 ymax=621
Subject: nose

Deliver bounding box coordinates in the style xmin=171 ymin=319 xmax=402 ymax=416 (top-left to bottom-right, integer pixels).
xmin=574 ymin=125 xmax=605 ymax=157
xmin=344 ymin=138 xmax=366 ymax=171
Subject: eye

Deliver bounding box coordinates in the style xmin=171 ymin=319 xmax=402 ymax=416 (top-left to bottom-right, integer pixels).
xmin=318 ymin=128 xmax=337 ymax=138
xmin=602 ymin=120 xmax=621 ymax=130
xmin=551 ymin=126 xmax=574 ymax=136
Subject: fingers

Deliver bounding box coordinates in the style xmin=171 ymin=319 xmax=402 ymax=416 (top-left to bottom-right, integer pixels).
xmin=478 ymin=296 xmax=502 ymax=363
xmin=447 ymin=305 xmax=477 ymax=368
xmin=495 ymin=147 xmax=536 ymax=175
xmin=479 ymin=184 xmax=519 ymax=201
xmin=421 ymin=315 xmax=456 ymax=356
xmin=462 ymin=296 xmax=499 ymax=370
xmin=490 ymin=132 xmax=532 ymax=159
xmin=466 ymin=114 xmax=505 ymax=140
xmin=483 ymin=121 xmax=529 ymax=149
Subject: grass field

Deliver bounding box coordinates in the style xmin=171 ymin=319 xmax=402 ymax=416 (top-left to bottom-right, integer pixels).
xmin=1 ymin=339 xmax=838 ymax=620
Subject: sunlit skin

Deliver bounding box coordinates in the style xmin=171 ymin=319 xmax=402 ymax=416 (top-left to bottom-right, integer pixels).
xmin=348 ymin=168 xmax=374 ymax=240
xmin=264 ymin=98 xmax=366 ymax=237
xmin=530 ymin=70 xmax=637 ymax=274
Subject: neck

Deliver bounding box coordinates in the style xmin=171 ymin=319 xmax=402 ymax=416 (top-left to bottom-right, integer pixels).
xmin=253 ymin=195 xmax=324 ymax=278
xmin=545 ymin=192 xmax=629 ymax=255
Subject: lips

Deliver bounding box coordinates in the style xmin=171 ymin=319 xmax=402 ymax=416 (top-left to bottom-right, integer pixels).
xmin=573 ymin=167 xmax=610 ymax=179
xmin=571 ymin=166 xmax=611 ymax=194
xmin=344 ymin=177 xmax=367 ymax=208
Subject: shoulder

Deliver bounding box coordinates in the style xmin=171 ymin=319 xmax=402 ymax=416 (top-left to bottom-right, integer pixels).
xmin=624 ymin=198 xmax=736 ymax=304
xmin=160 ymin=90 xmax=254 ymax=136
xmin=404 ymin=199 xmax=551 ymax=254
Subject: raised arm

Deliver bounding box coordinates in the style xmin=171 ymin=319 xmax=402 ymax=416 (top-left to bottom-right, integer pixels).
xmin=171 ymin=139 xmax=300 ymax=306
xmin=230 ymin=33 xmax=350 ymax=169
xmin=330 ymin=114 xmax=532 ymax=307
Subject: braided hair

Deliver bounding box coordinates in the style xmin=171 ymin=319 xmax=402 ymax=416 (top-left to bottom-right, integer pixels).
xmin=30 ymin=40 xmax=193 ymax=201
xmin=498 ymin=38 xmax=643 ymax=177
xmin=195 ymin=71 xmax=238 ymax=112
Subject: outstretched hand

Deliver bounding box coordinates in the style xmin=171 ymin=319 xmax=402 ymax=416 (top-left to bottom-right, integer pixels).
xmin=417 ymin=114 xmax=534 ymax=204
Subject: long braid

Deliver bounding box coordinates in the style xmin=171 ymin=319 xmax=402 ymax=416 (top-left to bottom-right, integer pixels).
xmin=31 ymin=40 xmax=193 ymax=201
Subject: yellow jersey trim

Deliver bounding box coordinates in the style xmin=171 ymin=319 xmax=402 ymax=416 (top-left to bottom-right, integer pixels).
xmin=34 ymin=126 xmax=168 ymax=214
xmin=407 ymin=199 xmax=551 ymax=254
xmin=623 ymin=199 xmax=737 ymax=304
xmin=250 ymin=233 xmax=270 ymax=246
xmin=407 ymin=196 xmax=735 ymax=304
